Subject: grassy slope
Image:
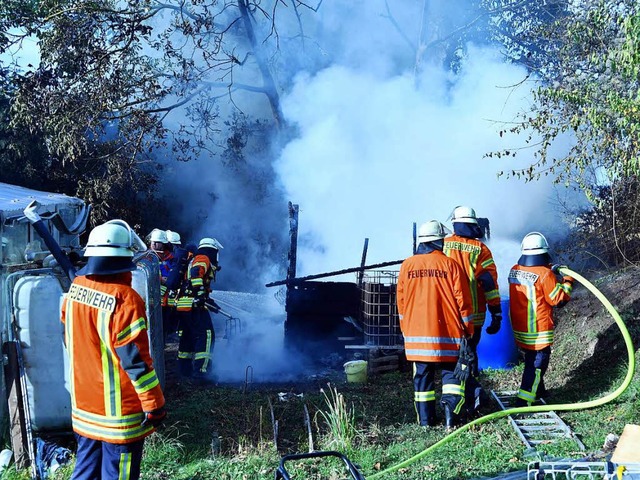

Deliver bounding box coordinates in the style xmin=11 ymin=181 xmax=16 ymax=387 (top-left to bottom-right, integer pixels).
xmin=142 ymin=266 xmax=640 ymax=480
xmin=5 ymin=269 xmax=640 ymax=480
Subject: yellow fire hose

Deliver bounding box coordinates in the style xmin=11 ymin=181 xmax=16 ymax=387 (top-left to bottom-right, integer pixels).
xmin=368 ymin=267 xmax=637 ymax=479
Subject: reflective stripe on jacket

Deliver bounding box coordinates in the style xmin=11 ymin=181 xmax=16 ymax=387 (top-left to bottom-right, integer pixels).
xmin=397 ymin=250 xmax=474 ymax=362
xmin=443 ymin=234 xmax=500 ymax=326
xmin=61 ymin=273 xmax=165 ymax=444
xmin=508 ymin=264 xmax=573 ymax=350
xmin=175 ymin=254 xmax=215 ymax=312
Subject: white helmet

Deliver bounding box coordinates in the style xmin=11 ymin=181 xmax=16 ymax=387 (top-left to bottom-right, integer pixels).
xmin=418 ymin=220 xmax=447 ymax=243
xmin=84 ymin=220 xmax=147 ymax=257
xmin=166 ymin=230 xmax=181 ymax=245
xmin=521 ymin=232 xmax=549 ymax=255
xmin=451 ymin=206 xmax=478 ymax=224
xmin=149 ymin=228 xmax=168 ymax=243
xmin=198 ymin=237 xmax=224 ymax=250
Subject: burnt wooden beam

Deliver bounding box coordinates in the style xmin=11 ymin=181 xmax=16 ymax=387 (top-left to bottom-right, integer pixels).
xmin=287 ymin=202 xmax=299 ymax=281
xmin=265 ymin=259 xmax=404 ymax=287
xmin=356 ymin=238 xmax=369 ymax=289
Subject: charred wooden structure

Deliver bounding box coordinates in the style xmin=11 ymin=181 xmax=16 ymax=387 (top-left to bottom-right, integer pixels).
xmin=266 ymin=203 xmax=405 ymax=361
xmin=265 ymin=206 xmax=492 ymax=372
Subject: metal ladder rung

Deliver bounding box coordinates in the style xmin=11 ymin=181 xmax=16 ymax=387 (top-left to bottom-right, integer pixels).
xmin=522 ymin=426 xmax=570 ymax=433
xmin=515 ymin=418 xmax=558 ymax=425
xmin=491 ymin=390 xmax=585 ymax=451
xmin=525 ymin=432 xmax=568 ymax=439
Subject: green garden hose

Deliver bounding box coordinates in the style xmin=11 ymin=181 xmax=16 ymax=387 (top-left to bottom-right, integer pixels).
xmin=368 ymin=267 xmax=636 ymax=479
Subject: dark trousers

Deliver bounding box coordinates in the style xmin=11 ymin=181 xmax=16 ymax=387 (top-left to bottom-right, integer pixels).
xmin=177 ymin=307 xmax=215 ymax=377
xmin=413 ymin=362 xmax=464 ymax=426
xmin=516 ymin=346 xmax=551 ymax=405
xmin=162 ymin=306 xmax=177 ymax=342
xmin=465 ymin=329 xmax=485 ymax=412
xmin=71 ymin=434 xmax=144 ymax=480
xmin=469 ymin=328 xmax=482 ymax=376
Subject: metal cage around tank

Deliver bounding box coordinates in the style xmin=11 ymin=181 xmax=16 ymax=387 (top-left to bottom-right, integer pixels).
xmin=359 ymin=270 xmax=403 ymax=347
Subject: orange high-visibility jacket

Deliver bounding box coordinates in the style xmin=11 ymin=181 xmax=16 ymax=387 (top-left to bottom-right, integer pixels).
xmin=397 ymin=250 xmax=474 ymax=363
xmin=443 ymin=234 xmax=500 ymax=326
xmin=508 ymin=264 xmax=573 ymax=351
xmin=175 ymin=253 xmax=215 ymax=312
xmin=61 ymin=273 xmax=165 ymax=444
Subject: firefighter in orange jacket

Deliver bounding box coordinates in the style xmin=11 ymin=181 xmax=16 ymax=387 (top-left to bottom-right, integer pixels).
xmin=443 ymin=206 xmax=502 ymax=370
xmin=443 ymin=205 xmax=501 ymax=416
xmin=175 ymin=237 xmax=223 ymax=380
xmin=397 ymin=220 xmax=474 ymax=429
xmin=508 ymin=232 xmax=573 ymax=406
xmin=61 ymin=220 xmax=166 ymax=480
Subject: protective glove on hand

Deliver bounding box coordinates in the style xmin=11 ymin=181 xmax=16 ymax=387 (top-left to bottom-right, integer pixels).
xmin=454 ymin=338 xmax=475 ymax=382
xmin=193 ymin=296 xmax=206 ymax=308
xmin=141 ymin=407 xmax=166 ymax=428
xmin=551 ymin=264 xmax=567 ymax=275
xmin=485 ymin=313 xmax=502 ymax=335
xmin=551 ymin=265 xmax=574 ymax=284
xmin=23 ymin=201 xmax=42 ymax=223
xmin=206 ymin=298 xmax=220 ymax=313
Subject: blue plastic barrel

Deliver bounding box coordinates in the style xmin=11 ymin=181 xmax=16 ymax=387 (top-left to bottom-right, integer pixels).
xmin=477 ymin=299 xmax=518 ymax=370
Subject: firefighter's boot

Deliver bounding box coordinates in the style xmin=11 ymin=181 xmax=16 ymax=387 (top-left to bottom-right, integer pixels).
xmin=442 ymin=402 xmax=458 ymax=431
xmin=423 ymin=401 xmax=437 ymax=427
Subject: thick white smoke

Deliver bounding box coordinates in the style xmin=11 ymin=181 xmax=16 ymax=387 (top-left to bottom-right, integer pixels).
xmin=275 ymin=44 xmax=570 ymax=288
xmin=173 ymin=1 xmax=578 ymax=381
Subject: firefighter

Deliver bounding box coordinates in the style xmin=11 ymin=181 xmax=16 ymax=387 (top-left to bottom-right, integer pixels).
xmin=509 ymin=232 xmax=573 ymax=406
xmin=148 ymin=229 xmax=176 ymax=342
xmin=61 ymin=220 xmax=166 ymax=480
xmin=444 ymin=206 xmax=502 ymax=367
xmin=175 ymin=237 xmax=223 ymax=380
xmin=443 ymin=206 xmax=501 ymax=415
xmin=161 ymin=230 xmax=183 ymax=341
xmin=166 ymin=230 xmax=181 ymax=247
xmin=397 ymin=220 xmax=474 ymax=429
xmin=148 ymin=229 xmax=166 ymax=253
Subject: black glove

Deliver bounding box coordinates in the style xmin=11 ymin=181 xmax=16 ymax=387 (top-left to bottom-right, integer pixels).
xmin=486 ymin=312 xmax=502 ymax=335
xmin=194 ymin=296 xmax=206 ymax=308
xmin=454 ymin=338 xmax=475 ymax=382
xmin=205 ymin=298 xmax=220 ymax=313
xmin=141 ymin=407 xmax=166 ymax=428
xmin=551 ymin=264 xmax=567 ymax=275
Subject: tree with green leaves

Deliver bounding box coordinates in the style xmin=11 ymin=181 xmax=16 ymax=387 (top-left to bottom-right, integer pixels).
xmin=0 ymin=0 xmax=321 ymax=226
xmin=485 ymin=0 xmax=640 ymax=265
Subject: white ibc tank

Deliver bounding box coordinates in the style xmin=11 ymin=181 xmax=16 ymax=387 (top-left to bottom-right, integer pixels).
xmin=132 ymin=257 xmax=165 ymax=388
xmin=12 ymin=274 xmax=71 ymax=432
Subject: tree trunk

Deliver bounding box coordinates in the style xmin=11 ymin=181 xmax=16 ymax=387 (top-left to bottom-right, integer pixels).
xmin=237 ymin=0 xmax=285 ymax=129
